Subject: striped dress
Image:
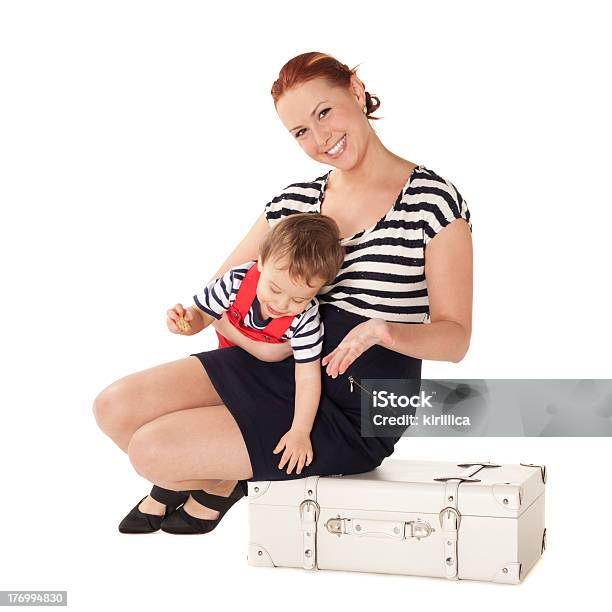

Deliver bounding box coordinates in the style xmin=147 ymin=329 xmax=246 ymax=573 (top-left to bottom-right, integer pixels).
xmin=264 ymin=164 xmax=472 ymax=323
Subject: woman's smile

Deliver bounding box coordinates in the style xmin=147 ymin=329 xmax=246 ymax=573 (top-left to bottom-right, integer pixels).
xmin=325 ymin=134 xmax=347 ymax=158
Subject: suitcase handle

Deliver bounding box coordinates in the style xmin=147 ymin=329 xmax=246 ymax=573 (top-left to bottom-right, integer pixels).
xmin=325 ymin=516 xmax=435 ymax=540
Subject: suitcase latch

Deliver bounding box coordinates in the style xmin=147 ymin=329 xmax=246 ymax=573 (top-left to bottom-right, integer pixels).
xmin=326 ymin=518 xmax=343 ymax=535
xmin=406 ymin=520 xmax=434 ymax=540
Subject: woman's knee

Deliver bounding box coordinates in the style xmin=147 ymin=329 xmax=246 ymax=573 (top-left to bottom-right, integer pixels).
xmin=126 ymin=423 xmax=171 ymax=481
xmin=92 ymin=381 xmax=136 ymax=440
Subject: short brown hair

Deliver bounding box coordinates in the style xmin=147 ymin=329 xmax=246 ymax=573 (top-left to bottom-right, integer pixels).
xmin=259 ymin=213 xmax=345 ymax=287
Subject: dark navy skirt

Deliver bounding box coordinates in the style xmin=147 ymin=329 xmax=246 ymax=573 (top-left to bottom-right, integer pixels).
xmin=190 ymin=304 xmax=422 ymax=489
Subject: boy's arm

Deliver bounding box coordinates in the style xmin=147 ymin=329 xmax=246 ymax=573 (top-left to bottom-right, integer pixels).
xmin=291 ymin=360 xmax=322 ymax=433
xmin=183 ymin=304 xmax=216 ymax=335
xmin=192 ymin=268 xmax=238 ymax=323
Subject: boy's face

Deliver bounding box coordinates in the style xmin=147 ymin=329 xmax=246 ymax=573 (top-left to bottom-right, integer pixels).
xmin=256 ymin=256 xmax=325 ymax=319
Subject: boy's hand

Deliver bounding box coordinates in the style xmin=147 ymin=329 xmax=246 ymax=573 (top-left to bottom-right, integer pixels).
xmin=273 ymin=428 xmax=313 ymax=475
xmin=167 ymin=303 xmax=195 ymax=335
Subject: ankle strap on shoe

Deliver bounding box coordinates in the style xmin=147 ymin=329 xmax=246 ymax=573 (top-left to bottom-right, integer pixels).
xmin=150 ymin=486 xmax=189 ymax=507
xmin=190 ymin=484 xmax=244 ymax=513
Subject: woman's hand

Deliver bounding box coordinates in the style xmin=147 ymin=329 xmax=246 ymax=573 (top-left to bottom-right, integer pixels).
xmin=273 ymin=428 xmax=313 ymax=475
xmin=321 ymin=318 xmax=393 ymax=377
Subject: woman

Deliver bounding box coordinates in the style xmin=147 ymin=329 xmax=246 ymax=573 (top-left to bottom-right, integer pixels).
xmin=93 ymin=51 xmax=473 ymax=535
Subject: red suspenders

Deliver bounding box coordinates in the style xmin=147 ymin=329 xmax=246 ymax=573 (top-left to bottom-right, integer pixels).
xmin=216 ymin=261 xmax=295 ymax=349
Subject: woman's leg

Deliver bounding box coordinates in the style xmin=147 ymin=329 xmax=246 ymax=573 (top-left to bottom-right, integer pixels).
xmin=93 ymin=356 xmax=222 ymax=452
xmin=93 ymin=356 xmax=237 ymax=515
xmin=127 ymin=404 xmax=253 ymax=519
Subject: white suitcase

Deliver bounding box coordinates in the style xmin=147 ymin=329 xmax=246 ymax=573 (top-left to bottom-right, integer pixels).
xmin=247 ymin=459 xmax=546 ymax=584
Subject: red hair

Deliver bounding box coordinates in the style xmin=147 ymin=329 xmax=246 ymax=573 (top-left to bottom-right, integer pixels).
xmin=271 ymin=52 xmax=382 ymax=120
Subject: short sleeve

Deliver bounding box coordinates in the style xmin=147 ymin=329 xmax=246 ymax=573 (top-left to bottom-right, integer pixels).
xmin=192 ymin=262 xmax=253 ymax=320
xmin=264 ymin=178 xmax=324 ymax=227
xmin=288 ymin=300 xmax=324 ymax=363
xmin=263 ymin=194 xmax=283 ymax=227
xmin=193 ymin=270 xmax=234 ymax=320
xmin=421 ymin=177 xmax=472 ymax=245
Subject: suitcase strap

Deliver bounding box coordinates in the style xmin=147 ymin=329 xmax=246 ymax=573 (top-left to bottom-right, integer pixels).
xmin=439 ymin=479 xmax=462 ymax=579
xmin=299 ymin=476 xmax=321 ymax=570
xmin=439 ymin=507 xmax=460 ymax=579
xmin=324 ymin=517 xmax=435 ymax=540
xmin=434 ymin=462 xmax=501 ymax=580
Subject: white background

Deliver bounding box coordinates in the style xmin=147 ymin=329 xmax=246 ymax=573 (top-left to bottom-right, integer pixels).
xmin=1 ymin=0 xmax=610 ymax=609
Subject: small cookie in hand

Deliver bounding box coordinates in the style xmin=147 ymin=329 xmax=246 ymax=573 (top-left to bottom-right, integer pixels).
xmin=176 ymin=316 xmax=192 ymax=333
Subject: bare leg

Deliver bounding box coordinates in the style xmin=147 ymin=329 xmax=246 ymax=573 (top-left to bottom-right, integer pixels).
xmin=127 ymin=404 xmax=253 ymax=519
xmin=93 ymin=356 xmax=239 ymax=515
xmin=93 ymin=356 xmax=223 ymax=451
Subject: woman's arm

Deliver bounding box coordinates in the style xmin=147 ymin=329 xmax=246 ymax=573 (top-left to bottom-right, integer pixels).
xmin=213 ymin=315 xmax=292 ymax=361
xmin=321 ymin=219 xmax=473 ymax=376
xmin=207 ymin=211 xmax=270 ymax=282
xmin=384 ymin=218 xmax=472 ymax=363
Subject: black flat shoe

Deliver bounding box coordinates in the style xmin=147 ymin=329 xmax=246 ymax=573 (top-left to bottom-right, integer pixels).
xmin=160 ymin=482 xmax=246 ymax=535
xmin=118 ymin=486 xmax=190 ymax=534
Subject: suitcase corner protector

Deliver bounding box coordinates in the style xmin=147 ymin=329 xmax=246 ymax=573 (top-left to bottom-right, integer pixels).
xmin=492 ymin=562 xmax=522 ymax=584
xmin=248 ymin=542 xmax=275 ymax=567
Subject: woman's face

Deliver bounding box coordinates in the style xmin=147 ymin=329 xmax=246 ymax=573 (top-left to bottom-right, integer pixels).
xmin=275 ymin=75 xmax=369 ymax=169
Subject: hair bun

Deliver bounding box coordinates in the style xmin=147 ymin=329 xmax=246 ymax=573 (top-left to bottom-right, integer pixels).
xmin=365 ymin=91 xmax=381 ymax=119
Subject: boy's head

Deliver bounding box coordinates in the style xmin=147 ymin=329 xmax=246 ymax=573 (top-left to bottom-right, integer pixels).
xmin=256 ymin=213 xmax=345 ymax=318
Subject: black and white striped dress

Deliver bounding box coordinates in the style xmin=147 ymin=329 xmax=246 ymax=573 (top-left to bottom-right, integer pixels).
xmin=190 ymin=164 xmax=471 ymax=488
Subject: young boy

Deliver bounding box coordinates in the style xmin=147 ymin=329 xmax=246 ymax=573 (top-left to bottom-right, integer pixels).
xmin=168 ymin=213 xmax=345 ymax=475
